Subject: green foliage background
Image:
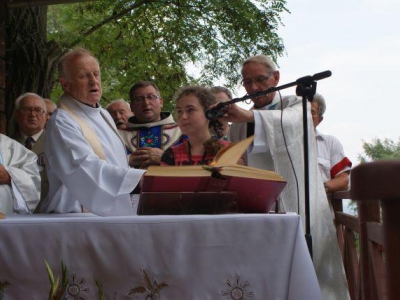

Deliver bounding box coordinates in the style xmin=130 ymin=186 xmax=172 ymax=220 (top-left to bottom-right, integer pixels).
xmin=46 ymin=0 xmax=288 ymax=110
xmin=359 ymin=138 xmax=400 ymax=162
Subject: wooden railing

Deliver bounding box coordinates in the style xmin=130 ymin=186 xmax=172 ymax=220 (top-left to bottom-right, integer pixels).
xmin=331 ymin=161 xmax=400 ymax=300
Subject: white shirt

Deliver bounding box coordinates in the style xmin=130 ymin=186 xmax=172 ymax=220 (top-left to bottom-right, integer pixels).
xmin=315 ymin=130 xmax=352 ymax=182
xmin=0 ymin=134 xmax=40 ymax=214
xmin=40 ymin=94 xmax=145 ymax=216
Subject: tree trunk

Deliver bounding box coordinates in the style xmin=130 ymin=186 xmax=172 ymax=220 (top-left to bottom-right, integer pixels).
xmin=5 ymin=5 xmax=60 ymax=135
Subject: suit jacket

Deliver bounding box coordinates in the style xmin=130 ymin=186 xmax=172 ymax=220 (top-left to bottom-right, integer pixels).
xmin=13 ymin=131 xmax=49 ymax=204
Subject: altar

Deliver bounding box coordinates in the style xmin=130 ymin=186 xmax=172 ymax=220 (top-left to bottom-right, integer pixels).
xmin=0 ymin=213 xmax=322 ymax=299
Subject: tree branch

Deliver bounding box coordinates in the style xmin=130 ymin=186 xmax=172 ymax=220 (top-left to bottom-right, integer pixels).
xmin=67 ymin=0 xmax=157 ymax=49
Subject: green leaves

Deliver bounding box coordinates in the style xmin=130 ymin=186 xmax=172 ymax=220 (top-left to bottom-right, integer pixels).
xmin=44 ymin=260 xmax=68 ymax=300
xmin=359 ymin=138 xmax=400 ymax=162
xmin=47 ymin=0 xmax=288 ymax=108
xmin=126 ymin=269 xmax=168 ymax=298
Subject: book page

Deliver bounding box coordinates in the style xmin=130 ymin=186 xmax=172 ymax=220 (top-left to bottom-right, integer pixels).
xmin=145 ymin=165 xmax=211 ymax=177
xmin=219 ymin=165 xmax=285 ymax=181
xmin=211 ymin=136 xmax=254 ymax=167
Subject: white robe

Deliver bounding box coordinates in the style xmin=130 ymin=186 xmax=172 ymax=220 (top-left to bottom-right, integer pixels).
xmin=229 ymin=94 xmax=350 ymax=300
xmin=39 ymin=94 xmax=145 ymax=216
xmin=0 ymin=134 xmax=40 ymax=214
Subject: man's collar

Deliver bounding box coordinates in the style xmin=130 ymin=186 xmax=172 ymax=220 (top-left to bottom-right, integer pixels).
xmin=126 ymin=112 xmax=175 ymax=128
xmin=20 ymin=129 xmax=44 ymax=141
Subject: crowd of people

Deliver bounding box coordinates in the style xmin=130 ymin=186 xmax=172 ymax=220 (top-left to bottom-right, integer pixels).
xmin=0 ymin=48 xmax=353 ymax=299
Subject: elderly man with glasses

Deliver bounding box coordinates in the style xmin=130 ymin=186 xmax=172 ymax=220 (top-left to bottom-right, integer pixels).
xmin=222 ymin=54 xmax=350 ymax=300
xmin=119 ymin=81 xmax=185 ymax=169
xmin=13 ymin=92 xmax=49 ymax=203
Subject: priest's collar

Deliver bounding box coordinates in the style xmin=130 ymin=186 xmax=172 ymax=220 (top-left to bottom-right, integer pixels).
xmin=126 ymin=112 xmax=176 ymax=128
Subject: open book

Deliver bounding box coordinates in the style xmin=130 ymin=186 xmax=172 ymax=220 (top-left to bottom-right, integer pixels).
xmin=139 ymin=136 xmax=287 ymax=214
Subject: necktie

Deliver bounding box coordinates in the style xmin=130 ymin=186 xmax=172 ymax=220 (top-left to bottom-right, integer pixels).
xmin=24 ymin=136 xmax=34 ymax=150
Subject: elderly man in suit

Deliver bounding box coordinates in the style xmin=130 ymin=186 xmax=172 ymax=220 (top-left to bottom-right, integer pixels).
xmin=13 ymin=92 xmax=48 ymax=202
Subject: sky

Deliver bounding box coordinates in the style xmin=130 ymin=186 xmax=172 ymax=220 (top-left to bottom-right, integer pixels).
xmin=232 ymin=0 xmax=400 ymax=167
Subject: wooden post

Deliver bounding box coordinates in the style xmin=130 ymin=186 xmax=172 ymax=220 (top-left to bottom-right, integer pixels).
xmin=351 ymin=161 xmax=400 ymax=300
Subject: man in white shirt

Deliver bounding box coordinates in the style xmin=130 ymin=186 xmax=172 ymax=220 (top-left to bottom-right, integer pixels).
xmin=13 ymin=92 xmax=48 ymax=201
xmin=39 ymin=48 xmax=145 ymax=216
xmin=0 ymin=133 xmax=40 ymax=214
xmin=311 ymin=93 xmax=352 ymax=194
xmin=223 ymin=54 xmax=350 ymax=300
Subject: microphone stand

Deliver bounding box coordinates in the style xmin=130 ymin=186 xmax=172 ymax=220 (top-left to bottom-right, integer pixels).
xmin=207 ymin=71 xmax=331 ymax=258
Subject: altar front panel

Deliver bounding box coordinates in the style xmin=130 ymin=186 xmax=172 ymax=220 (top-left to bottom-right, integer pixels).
xmin=0 ymin=213 xmax=322 ymax=299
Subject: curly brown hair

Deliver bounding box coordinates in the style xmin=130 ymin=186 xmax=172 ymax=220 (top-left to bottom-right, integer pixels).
xmin=174 ymin=86 xmax=226 ymax=155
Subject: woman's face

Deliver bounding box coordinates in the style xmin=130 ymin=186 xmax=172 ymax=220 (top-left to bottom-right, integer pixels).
xmin=175 ymin=94 xmax=209 ymax=136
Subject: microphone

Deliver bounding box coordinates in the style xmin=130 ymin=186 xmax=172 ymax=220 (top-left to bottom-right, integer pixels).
xmin=296 ymin=70 xmax=332 ymax=84
xmin=205 ymin=70 xmax=332 ymax=120
xmin=205 ymin=102 xmax=229 ymax=120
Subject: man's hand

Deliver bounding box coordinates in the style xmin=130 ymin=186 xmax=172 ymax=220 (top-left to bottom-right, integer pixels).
xmin=129 ymin=147 xmax=164 ymax=169
xmin=0 ymin=165 xmax=11 ymax=185
xmin=218 ymin=104 xmax=254 ymax=124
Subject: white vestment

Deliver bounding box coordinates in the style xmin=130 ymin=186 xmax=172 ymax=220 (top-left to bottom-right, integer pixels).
xmin=0 ymin=134 xmax=40 ymax=214
xmin=229 ymin=94 xmax=350 ymax=300
xmin=39 ymin=94 xmax=145 ymax=216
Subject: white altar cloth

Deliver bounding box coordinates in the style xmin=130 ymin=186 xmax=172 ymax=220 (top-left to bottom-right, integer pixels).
xmin=0 ymin=213 xmax=322 ymax=299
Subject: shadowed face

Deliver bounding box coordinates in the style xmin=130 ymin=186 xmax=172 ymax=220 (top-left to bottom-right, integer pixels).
xmin=130 ymin=85 xmax=163 ymax=123
xmin=60 ymin=54 xmax=102 ymax=107
xmin=241 ymin=62 xmax=279 ymax=108
xmin=15 ymin=95 xmax=47 ymax=136
xmin=107 ymin=102 xmax=134 ymax=129
xmin=311 ymin=101 xmax=323 ymax=128
xmin=175 ymin=94 xmax=209 ymax=137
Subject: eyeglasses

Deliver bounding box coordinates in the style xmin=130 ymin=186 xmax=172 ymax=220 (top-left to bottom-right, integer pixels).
xmin=18 ymin=107 xmax=46 ymax=115
xmin=131 ymin=94 xmax=160 ymax=104
xmin=241 ymin=73 xmax=274 ymax=87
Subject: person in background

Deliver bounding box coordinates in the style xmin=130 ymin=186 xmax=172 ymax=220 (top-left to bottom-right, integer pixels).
xmin=106 ymin=99 xmax=134 ymax=130
xmin=221 ymin=54 xmax=350 ymax=300
xmin=311 ymin=93 xmax=352 ymax=194
xmin=119 ymin=81 xmax=185 ymax=169
xmin=13 ymin=92 xmax=49 ymax=202
xmin=0 ymin=133 xmax=40 ymax=214
xmin=39 ymin=48 xmax=145 ymax=216
xmin=160 ymin=86 xmax=227 ymax=166
xmin=210 ymin=86 xmax=232 ymax=139
xmin=44 ymin=99 xmax=57 ymax=123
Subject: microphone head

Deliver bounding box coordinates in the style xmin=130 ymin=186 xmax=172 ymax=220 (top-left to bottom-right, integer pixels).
xmin=205 ymin=104 xmax=228 ymax=120
xmin=312 ymin=70 xmax=332 ymax=81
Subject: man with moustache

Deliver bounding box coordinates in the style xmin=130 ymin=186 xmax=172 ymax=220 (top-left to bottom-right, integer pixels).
xmin=13 ymin=93 xmax=49 ymax=202
xmin=39 ymin=48 xmax=145 ymax=216
xmin=119 ymin=81 xmax=185 ymax=169
xmin=106 ymin=99 xmax=134 ymax=130
xmin=223 ymin=54 xmax=350 ymax=300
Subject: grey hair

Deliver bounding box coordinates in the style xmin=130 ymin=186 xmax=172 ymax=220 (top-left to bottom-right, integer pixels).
xmin=106 ymin=99 xmax=131 ymax=110
xmin=312 ymin=93 xmax=326 ymax=117
xmin=210 ymin=86 xmax=233 ymax=100
xmin=14 ymin=93 xmax=46 ymax=112
xmin=242 ymin=54 xmax=277 ymax=73
xmin=58 ymin=48 xmax=99 ymax=79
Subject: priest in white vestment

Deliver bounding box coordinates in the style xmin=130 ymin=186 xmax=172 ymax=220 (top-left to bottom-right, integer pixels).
xmin=39 ymin=48 xmax=145 ymax=216
xmin=223 ymin=55 xmax=350 ymax=300
xmin=0 ymin=134 xmax=40 ymax=214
